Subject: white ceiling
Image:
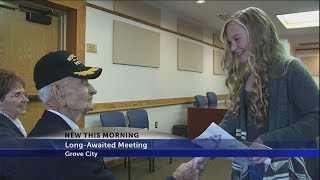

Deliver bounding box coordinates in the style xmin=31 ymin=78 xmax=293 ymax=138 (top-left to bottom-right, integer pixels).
xmin=150 ymin=0 xmax=319 ymax=45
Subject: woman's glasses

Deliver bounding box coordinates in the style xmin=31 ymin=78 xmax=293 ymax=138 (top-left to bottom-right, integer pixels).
xmin=8 ymin=91 xmax=28 ymax=100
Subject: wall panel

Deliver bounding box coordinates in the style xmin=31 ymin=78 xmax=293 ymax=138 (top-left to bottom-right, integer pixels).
xmin=113 ymin=20 xmax=160 ymax=68
xmin=177 ymin=17 xmax=203 ymax=40
xmin=301 ymin=56 xmax=319 ymax=75
xmin=213 ymin=50 xmax=226 ymax=75
xmin=177 ymin=39 xmax=203 ymax=72
xmin=113 ymin=1 xmax=160 ymax=26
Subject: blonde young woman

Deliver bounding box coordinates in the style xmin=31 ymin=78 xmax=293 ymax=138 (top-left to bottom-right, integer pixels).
xmin=193 ymin=7 xmax=319 ymax=180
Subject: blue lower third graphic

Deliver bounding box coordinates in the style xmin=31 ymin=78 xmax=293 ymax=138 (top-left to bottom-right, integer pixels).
xmin=0 ymin=139 xmax=319 ymax=157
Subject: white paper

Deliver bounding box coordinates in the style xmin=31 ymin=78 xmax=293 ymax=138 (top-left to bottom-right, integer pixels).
xmin=195 ymin=122 xmax=271 ymax=166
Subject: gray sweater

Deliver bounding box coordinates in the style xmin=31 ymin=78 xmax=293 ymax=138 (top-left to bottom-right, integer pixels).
xmin=219 ymin=57 xmax=319 ymax=179
xmin=220 ymin=57 xmax=319 ymax=148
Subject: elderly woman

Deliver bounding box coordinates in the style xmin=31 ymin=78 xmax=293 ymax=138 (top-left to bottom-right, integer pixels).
xmin=0 ymin=68 xmax=29 ymax=179
xmin=0 ymin=68 xmax=28 ymax=137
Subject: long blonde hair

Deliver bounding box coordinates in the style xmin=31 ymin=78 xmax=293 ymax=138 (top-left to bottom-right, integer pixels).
xmin=220 ymin=7 xmax=287 ymax=124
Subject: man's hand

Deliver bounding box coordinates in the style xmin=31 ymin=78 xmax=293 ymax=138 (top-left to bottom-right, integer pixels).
xmin=172 ymin=159 xmax=199 ymax=180
xmin=192 ymin=157 xmax=209 ymax=175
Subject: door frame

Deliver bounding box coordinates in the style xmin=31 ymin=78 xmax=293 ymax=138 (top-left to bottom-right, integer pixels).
xmin=32 ymin=0 xmax=86 ymax=128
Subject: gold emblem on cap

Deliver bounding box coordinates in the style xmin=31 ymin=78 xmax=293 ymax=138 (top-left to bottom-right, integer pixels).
xmin=67 ymin=54 xmax=82 ymax=65
xmin=74 ymin=67 xmax=99 ymax=76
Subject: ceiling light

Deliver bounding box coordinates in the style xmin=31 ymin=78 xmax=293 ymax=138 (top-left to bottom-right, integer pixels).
xmin=196 ymin=0 xmax=206 ymax=4
xmin=276 ymin=10 xmax=319 ymax=29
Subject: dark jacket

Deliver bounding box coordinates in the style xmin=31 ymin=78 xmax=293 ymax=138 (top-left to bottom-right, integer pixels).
xmin=0 ymin=114 xmax=25 ymax=141
xmin=26 ymin=110 xmax=117 ymax=180
xmin=0 ymin=114 xmax=25 ymax=180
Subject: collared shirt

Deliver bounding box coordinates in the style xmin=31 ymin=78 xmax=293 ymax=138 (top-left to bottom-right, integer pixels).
xmin=47 ymin=110 xmax=80 ymax=130
xmin=0 ymin=111 xmax=27 ymax=137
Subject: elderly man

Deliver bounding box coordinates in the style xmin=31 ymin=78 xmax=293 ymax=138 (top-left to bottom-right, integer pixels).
xmin=26 ymin=50 xmax=200 ymax=180
xmin=26 ymin=50 xmax=115 ymax=180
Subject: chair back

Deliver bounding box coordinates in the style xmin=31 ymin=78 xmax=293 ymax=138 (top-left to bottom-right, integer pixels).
xmin=194 ymin=95 xmax=207 ymax=107
xmin=206 ymin=92 xmax=218 ymax=106
xmin=126 ymin=109 xmax=149 ymax=129
xmin=100 ymin=111 xmax=126 ymax=127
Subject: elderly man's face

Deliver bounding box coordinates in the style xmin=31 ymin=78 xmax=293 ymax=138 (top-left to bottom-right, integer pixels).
xmin=62 ymin=77 xmax=97 ymax=114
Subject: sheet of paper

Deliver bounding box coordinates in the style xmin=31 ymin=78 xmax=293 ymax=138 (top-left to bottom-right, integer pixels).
xmin=194 ymin=122 xmax=271 ymax=166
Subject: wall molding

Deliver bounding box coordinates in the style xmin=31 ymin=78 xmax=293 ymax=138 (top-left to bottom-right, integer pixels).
xmin=86 ymin=2 xmax=223 ymax=50
xmin=88 ymin=94 xmax=228 ymax=114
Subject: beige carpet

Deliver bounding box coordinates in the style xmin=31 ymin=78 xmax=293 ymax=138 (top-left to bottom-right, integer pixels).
xmin=108 ymin=157 xmax=232 ymax=180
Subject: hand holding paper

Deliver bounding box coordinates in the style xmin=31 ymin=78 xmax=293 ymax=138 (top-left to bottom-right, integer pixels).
xmin=246 ymin=138 xmax=272 ymax=165
xmin=194 ymin=122 xmax=272 ymax=166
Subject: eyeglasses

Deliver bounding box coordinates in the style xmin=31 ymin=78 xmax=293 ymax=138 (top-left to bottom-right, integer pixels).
xmin=8 ymin=92 xmax=28 ymax=100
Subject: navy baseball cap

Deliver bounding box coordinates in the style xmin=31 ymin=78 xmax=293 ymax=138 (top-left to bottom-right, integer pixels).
xmin=33 ymin=50 xmax=102 ymax=90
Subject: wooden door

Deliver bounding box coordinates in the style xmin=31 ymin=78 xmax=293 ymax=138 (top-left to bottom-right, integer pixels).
xmin=0 ymin=5 xmax=60 ymax=132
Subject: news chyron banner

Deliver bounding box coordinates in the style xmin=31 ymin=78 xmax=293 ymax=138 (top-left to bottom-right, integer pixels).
xmin=0 ymin=127 xmax=319 ymax=161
